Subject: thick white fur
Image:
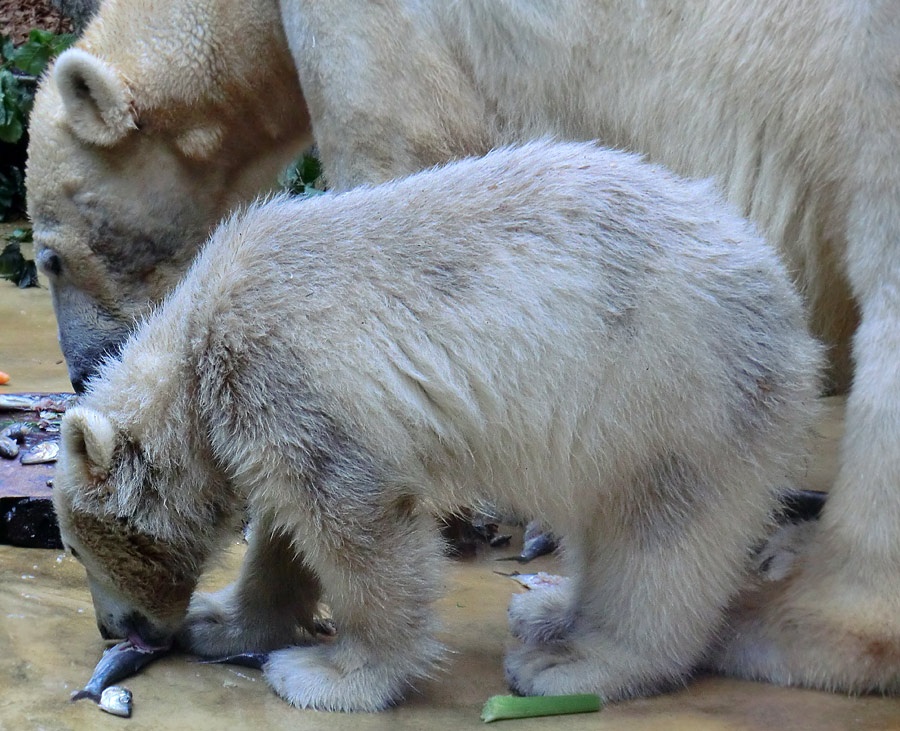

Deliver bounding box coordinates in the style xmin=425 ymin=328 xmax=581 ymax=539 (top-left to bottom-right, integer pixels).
xmin=29 ymin=0 xmax=900 ymax=695
xmin=53 ymin=142 xmax=822 ymax=710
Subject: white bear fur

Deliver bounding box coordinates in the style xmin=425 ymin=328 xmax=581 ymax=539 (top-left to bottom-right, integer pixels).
xmin=29 ymin=0 xmax=900 ymax=695
xmin=52 ymin=142 xmax=823 ymax=711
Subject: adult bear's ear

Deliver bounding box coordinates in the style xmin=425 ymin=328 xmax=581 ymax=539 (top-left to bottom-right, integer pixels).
xmin=63 ymin=406 xmax=116 ymax=480
xmin=53 ymin=48 xmax=136 ymax=146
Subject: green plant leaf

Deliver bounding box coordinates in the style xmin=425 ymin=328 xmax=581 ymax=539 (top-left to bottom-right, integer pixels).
xmin=1 ymin=35 xmax=15 ymax=64
xmin=11 ymin=30 xmax=73 ymax=76
xmin=0 ymin=29 xmax=74 ymax=220
xmin=0 ymin=71 xmax=25 ymax=142
xmin=298 ymin=154 xmax=322 ymax=184
xmin=0 ymin=163 xmax=26 ymax=220
xmin=0 ymin=229 xmax=37 ymax=287
xmin=27 ymin=29 xmax=55 ymax=45
xmin=50 ymin=34 xmax=76 ymax=56
xmin=0 ymin=116 xmax=23 ymax=144
xmin=12 ymin=41 xmax=53 ymax=76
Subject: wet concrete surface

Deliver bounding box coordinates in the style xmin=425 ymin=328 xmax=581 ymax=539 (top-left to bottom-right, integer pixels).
xmin=0 ymin=223 xmax=71 ymax=394
xmin=2 ymin=225 xmax=900 ymax=729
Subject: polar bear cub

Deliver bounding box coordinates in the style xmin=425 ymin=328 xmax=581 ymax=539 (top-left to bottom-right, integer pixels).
xmin=52 ymin=141 xmax=821 ymax=711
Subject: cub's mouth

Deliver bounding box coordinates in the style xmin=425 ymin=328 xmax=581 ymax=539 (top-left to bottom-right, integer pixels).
xmin=125 ymin=631 xmax=173 ymax=653
xmin=100 ymin=610 xmax=175 ymax=652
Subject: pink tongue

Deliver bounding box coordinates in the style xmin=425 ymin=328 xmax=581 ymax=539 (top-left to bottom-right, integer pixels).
xmin=127 ymin=632 xmax=171 ymax=652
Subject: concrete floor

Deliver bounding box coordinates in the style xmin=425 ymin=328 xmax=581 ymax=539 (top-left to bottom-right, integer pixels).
xmin=2 ymin=224 xmax=900 ymax=729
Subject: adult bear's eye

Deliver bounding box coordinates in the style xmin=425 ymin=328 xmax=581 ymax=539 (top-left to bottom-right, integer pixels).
xmin=36 ymin=248 xmax=63 ymax=277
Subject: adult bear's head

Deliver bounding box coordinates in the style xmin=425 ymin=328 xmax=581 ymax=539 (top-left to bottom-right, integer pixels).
xmin=26 ymin=0 xmax=309 ymax=391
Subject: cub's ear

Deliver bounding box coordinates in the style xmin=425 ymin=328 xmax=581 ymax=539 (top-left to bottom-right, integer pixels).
xmin=53 ymin=48 xmax=136 ymax=146
xmin=62 ymin=406 xmax=117 ymax=478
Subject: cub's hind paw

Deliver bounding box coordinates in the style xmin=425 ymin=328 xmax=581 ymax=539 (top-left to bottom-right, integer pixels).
xmin=753 ymin=521 xmax=818 ymax=581
xmin=504 ymin=643 xmax=591 ymax=697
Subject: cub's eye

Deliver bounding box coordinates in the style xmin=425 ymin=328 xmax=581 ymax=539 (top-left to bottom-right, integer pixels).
xmin=66 ymin=545 xmax=81 ymax=560
xmin=36 ymin=248 xmax=63 ymax=277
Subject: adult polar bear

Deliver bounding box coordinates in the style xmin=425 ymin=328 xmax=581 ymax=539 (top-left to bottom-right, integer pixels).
xmin=26 ymin=0 xmax=900 ymax=695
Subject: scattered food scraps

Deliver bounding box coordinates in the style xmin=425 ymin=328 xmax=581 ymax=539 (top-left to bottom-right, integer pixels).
xmin=20 ymin=440 xmax=59 ymax=464
xmin=0 ymin=392 xmax=76 ymax=413
xmin=501 ymin=572 xmax=569 ymax=591
xmin=0 ymin=422 xmax=30 ymax=459
xmin=0 ymin=371 xmax=10 ymax=384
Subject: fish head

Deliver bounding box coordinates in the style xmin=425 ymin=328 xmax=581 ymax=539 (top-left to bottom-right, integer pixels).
xmin=53 ymin=405 xmax=222 ymax=646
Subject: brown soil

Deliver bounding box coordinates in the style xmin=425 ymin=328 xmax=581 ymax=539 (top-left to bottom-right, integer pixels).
xmin=1 ymin=0 xmax=72 ymax=46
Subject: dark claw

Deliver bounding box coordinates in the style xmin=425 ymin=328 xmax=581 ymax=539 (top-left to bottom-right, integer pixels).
xmin=778 ymin=489 xmax=827 ymax=523
xmin=314 ymin=617 xmax=337 ymax=636
xmin=196 ymin=652 xmax=269 ymax=670
xmin=489 ymin=534 xmax=512 ymax=548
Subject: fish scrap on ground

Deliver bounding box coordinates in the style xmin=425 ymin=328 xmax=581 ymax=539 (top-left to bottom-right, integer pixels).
xmin=0 ymin=422 xmax=30 ymax=459
xmin=0 ymin=393 xmax=71 ymax=463
xmin=497 ymin=572 xmax=569 ymax=591
xmin=0 ymin=393 xmax=77 ymax=413
xmin=98 ymin=686 xmax=134 ymax=717
xmin=496 ymin=520 xmax=559 ymax=563
xmin=19 ymin=440 xmax=59 ymax=464
xmin=71 ymin=636 xmax=296 ymax=718
xmin=71 ymin=641 xmax=167 ymax=718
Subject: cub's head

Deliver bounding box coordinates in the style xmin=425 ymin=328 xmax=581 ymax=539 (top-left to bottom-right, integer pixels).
xmin=53 ymin=406 xmax=218 ymax=648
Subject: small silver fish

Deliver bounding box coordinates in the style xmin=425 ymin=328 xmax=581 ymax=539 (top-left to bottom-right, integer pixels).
xmin=20 ymin=440 xmax=59 ymax=464
xmin=0 ymin=422 xmax=30 ymax=459
xmin=98 ymin=686 xmax=133 ymax=718
xmin=71 ymin=641 xmax=167 ymax=704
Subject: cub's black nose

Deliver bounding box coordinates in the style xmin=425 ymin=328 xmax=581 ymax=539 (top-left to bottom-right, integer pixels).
xmin=97 ymin=619 xmax=115 ymax=640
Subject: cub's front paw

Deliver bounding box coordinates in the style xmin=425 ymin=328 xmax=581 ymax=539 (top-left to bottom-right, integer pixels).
xmin=179 ymin=586 xmax=301 ymax=656
xmin=264 ymin=642 xmax=427 ymax=712
xmin=507 ymin=583 xmax=573 ymax=645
